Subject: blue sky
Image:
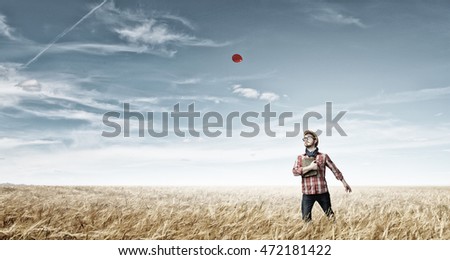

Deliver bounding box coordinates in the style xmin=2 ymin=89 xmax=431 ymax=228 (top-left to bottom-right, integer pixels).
xmin=0 ymin=0 xmax=449 ymax=186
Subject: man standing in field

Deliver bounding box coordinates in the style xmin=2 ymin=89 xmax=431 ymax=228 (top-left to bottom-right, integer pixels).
xmin=292 ymin=130 xmax=352 ymax=222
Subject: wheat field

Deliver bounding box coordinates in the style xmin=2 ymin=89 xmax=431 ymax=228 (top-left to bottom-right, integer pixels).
xmin=0 ymin=185 xmax=448 ymax=240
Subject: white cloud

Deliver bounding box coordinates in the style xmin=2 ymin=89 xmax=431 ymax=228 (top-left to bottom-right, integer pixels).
xmin=160 ymin=14 xmax=196 ymax=30
xmin=0 ymin=137 xmax=60 ymax=149
xmin=172 ymin=78 xmax=202 ymax=85
xmin=232 ymin=84 xmax=280 ymax=102
xmin=53 ymin=42 xmax=177 ymax=57
xmin=94 ymin=1 xmax=145 ymax=25
xmin=210 ymin=71 xmax=277 ymax=83
xmin=259 ymin=92 xmax=280 ymax=102
xmin=15 ymin=79 xmax=42 ymax=92
xmin=0 ymin=65 xmax=120 ymax=115
xmin=127 ymin=97 xmax=160 ymax=104
xmin=0 ymin=14 xmax=17 ymax=40
xmin=93 ymin=1 xmax=230 ymax=57
xmin=114 ymin=19 xmax=229 ymax=48
xmin=129 ymin=95 xmax=228 ymax=104
xmin=327 ymin=118 xmax=450 ymax=153
xmin=232 ymin=85 xmax=260 ymax=99
xmin=157 ymin=95 xmax=236 ymax=105
xmin=0 ymin=67 xmax=36 ymax=107
xmin=20 ymin=108 xmax=100 ymax=123
xmin=366 ymin=86 xmax=450 ymax=105
xmin=303 ymin=86 xmax=450 ymax=114
xmin=312 ymin=8 xmax=366 ymax=28
xmin=115 ymin=20 xmax=186 ymax=45
xmin=0 ymin=63 xmax=21 ymax=80
xmin=297 ymin=86 xmax=450 ymax=115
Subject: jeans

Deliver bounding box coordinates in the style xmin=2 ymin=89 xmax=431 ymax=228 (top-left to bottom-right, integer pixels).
xmin=301 ymin=192 xmax=334 ymax=222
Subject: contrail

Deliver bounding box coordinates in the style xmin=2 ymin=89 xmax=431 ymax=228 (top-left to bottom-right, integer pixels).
xmin=22 ymin=0 xmax=108 ymax=68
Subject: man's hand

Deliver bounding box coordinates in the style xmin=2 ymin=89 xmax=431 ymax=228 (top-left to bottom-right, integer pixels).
xmin=342 ymin=179 xmax=352 ymax=193
xmin=309 ymin=161 xmax=318 ymax=171
xmin=302 ymin=161 xmax=317 ymax=173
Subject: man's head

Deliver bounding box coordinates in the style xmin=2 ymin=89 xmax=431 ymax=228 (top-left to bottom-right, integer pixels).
xmin=303 ymin=130 xmax=319 ymax=148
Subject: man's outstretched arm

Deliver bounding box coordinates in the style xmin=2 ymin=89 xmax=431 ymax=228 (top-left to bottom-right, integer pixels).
xmin=325 ymin=154 xmax=352 ymax=193
xmin=341 ymin=179 xmax=352 ymax=193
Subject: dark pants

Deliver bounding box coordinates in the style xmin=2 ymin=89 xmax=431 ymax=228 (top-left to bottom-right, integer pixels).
xmin=301 ymin=192 xmax=334 ymax=222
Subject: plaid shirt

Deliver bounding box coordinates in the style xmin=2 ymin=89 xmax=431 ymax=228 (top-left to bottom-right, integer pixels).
xmin=292 ymin=152 xmax=344 ymax=195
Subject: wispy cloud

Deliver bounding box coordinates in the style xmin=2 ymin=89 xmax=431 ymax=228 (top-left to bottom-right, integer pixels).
xmin=15 ymin=79 xmax=42 ymax=92
xmin=114 ymin=21 xmax=185 ymax=45
xmin=0 ymin=137 xmax=60 ymax=149
xmin=126 ymin=97 xmax=160 ymax=104
xmin=114 ymin=20 xmax=228 ymax=47
xmin=232 ymin=84 xmax=280 ymax=102
xmin=159 ymin=14 xmax=196 ymax=30
xmin=0 ymin=14 xmax=17 ymax=40
xmin=210 ymin=70 xmax=278 ymax=83
xmin=259 ymin=92 xmax=280 ymax=102
xmin=20 ymin=108 xmax=101 ymax=123
xmin=0 ymin=68 xmax=120 ymax=114
xmin=365 ymin=86 xmax=450 ymax=105
xmin=0 ymin=64 xmax=20 ymax=80
xmin=312 ymin=8 xmax=366 ymax=28
xmin=232 ymin=84 xmax=259 ymax=99
xmin=53 ymin=42 xmax=177 ymax=57
xmin=329 ymin=118 xmax=450 ymax=152
xmin=93 ymin=1 xmax=230 ymax=57
xmin=296 ymin=86 xmax=450 ymax=115
xmin=172 ymin=78 xmax=202 ymax=85
xmin=153 ymin=95 xmax=237 ymax=104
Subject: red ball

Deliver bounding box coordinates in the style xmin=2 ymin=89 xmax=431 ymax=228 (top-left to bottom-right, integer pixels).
xmin=232 ymin=54 xmax=243 ymax=63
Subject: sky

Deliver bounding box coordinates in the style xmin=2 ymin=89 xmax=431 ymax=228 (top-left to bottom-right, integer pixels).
xmin=0 ymin=0 xmax=449 ymax=186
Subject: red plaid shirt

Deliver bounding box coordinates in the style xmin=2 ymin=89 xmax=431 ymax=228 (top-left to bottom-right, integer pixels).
xmin=292 ymin=152 xmax=344 ymax=195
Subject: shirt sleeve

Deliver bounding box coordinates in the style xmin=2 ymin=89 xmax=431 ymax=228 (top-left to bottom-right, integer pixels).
xmin=325 ymin=154 xmax=344 ymax=181
xmin=292 ymin=155 xmax=303 ymax=176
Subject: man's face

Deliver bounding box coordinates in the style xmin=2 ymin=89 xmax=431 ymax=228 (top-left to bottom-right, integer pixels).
xmin=302 ymin=134 xmax=316 ymax=148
